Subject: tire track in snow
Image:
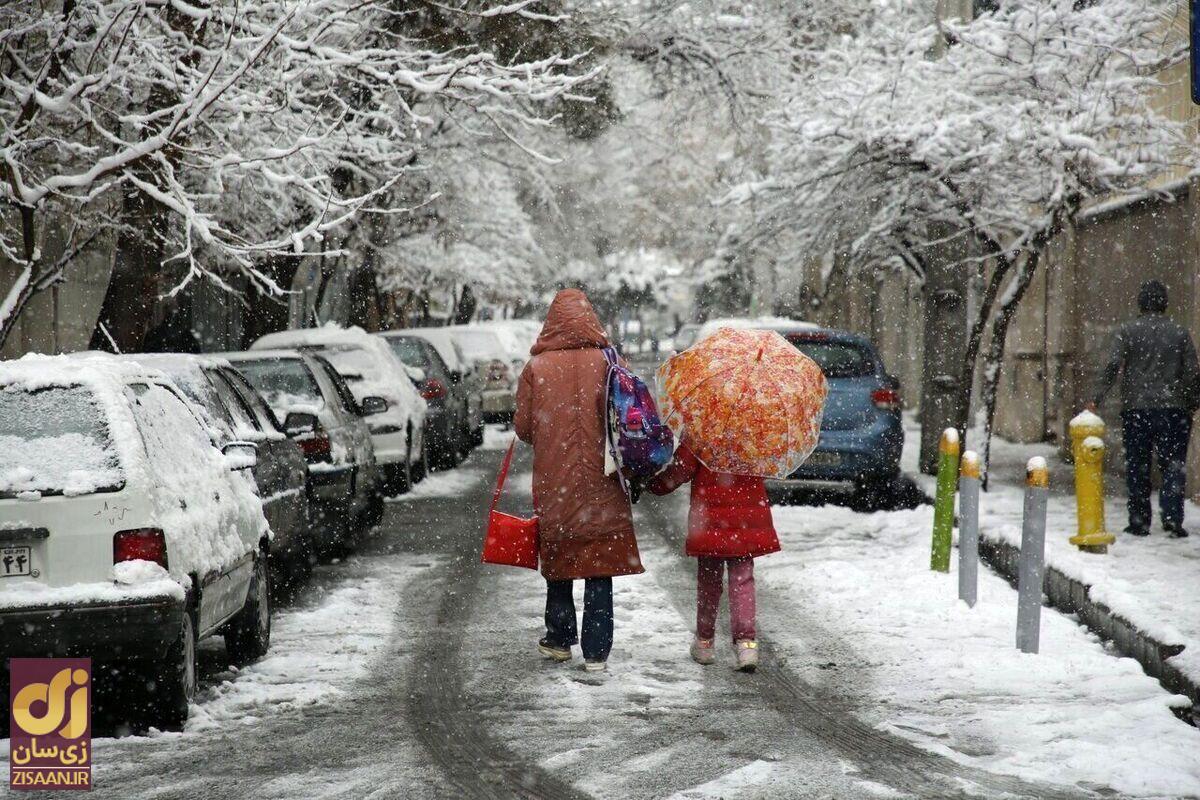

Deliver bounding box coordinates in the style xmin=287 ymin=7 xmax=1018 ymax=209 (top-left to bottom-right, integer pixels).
xmin=637 ymin=492 xmax=1088 ymax=799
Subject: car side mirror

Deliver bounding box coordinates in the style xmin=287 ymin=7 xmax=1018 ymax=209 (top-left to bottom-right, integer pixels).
xmin=222 ymin=441 xmax=258 ymax=470
xmin=403 ymin=366 xmax=426 ymax=384
xmin=283 ymin=411 xmax=318 ymax=436
xmin=360 ymin=396 xmax=388 ymax=416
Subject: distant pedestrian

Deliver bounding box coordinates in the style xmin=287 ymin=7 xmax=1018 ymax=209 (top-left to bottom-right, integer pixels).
xmin=1091 ymin=280 xmax=1200 ymax=538
xmin=514 ymin=289 xmax=644 ymax=673
xmin=648 ymin=438 xmax=780 ymax=672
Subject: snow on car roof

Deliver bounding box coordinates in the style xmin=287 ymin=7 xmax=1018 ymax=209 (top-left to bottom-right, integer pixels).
xmin=251 ymin=325 xmax=427 ymax=425
xmin=389 ymin=328 xmax=464 ymax=371
xmin=697 ymin=316 xmax=818 ymax=338
xmin=218 ymin=348 xmax=308 ymax=364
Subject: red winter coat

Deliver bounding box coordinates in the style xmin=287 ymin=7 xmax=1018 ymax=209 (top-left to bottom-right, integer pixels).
xmin=648 ymin=441 xmax=780 ymax=559
xmin=514 ymin=289 xmax=643 ymax=581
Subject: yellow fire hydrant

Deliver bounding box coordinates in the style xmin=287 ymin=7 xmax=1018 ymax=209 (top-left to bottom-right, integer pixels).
xmin=1068 ymin=411 xmax=1116 ymax=553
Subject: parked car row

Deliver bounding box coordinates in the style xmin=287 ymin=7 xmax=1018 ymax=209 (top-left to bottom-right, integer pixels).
xmin=0 ymin=323 xmax=523 ymax=730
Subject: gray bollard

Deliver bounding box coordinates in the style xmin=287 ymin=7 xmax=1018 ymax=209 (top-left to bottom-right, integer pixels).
xmin=958 ymin=450 xmax=981 ymax=608
xmin=1016 ymin=457 xmax=1049 ymax=654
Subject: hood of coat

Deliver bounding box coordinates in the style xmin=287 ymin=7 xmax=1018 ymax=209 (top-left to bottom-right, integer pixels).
xmin=531 ymin=289 xmax=609 ymax=355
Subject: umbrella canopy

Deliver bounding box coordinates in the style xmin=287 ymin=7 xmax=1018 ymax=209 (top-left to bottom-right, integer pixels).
xmin=656 ymin=327 xmax=828 ymax=479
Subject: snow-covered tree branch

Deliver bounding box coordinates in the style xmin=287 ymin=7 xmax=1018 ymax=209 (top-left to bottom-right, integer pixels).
xmin=729 ymin=0 xmax=1195 ymax=477
xmin=0 ymin=0 xmax=594 ymax=348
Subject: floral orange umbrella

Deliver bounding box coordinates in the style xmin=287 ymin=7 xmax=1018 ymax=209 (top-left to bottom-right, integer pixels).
xmin=655 ymin=327 xmax=828 ymax=478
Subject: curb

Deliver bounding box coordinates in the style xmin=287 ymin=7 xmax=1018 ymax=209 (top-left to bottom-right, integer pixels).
xmin=978 ymin=534 xmax=1197 ymax=723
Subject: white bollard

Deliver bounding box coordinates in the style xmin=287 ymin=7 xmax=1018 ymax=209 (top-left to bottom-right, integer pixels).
xmin=1016 ymin=457 xmax=1049 ymax=654
xmin=958 ymin=450 xmax=981 ymax=608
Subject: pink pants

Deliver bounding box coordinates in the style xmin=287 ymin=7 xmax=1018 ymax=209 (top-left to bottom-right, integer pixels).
xmin=696 ymin=556 xmax=756 ymax=642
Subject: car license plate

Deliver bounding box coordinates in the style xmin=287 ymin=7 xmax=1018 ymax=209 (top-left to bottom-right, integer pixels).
xmin=805 ymin=452 xmax=842 ymax=467
xmin=0 ymin=546 xmax=32 ymax=578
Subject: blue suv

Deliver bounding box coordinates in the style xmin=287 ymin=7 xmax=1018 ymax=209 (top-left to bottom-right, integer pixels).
xmin=760 ymin=325 xmax=904 ymax=501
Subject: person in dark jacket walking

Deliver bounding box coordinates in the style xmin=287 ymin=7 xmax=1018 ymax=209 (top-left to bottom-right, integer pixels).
xmin=1091 ymin=280 xmax=1200 ymax=538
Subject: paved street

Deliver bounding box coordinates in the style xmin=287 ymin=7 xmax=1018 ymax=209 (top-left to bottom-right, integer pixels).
xmin=15 ymin=444 xmax=1100 ymax=800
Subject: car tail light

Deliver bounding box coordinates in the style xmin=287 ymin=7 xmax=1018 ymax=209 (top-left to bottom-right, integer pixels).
xmin=872 ymin=388 xmax=901 ymax=411
xmin=421 ymin=379 xmax=448 ymax=401
xmin=113 ymin=529 xmax=168 ymax=569
xmin=297 ymin=431 xmax=331 ymax=462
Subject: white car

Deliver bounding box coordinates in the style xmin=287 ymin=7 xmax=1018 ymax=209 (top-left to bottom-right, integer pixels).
xmin=446 ymin=325 xmax=524 ymax=424
xmin=0 ymin=354 xmax=271 ymax=730
xmin=252 ymin=327 xmax=428 ymax=495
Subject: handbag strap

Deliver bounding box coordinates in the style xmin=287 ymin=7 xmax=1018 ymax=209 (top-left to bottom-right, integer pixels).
xmin=491 ymin=439 xmax=518 ymax=513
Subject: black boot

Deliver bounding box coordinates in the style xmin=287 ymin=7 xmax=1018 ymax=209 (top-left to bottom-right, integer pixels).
xmin=1163 ymin=521 xmax=1190 ymax=539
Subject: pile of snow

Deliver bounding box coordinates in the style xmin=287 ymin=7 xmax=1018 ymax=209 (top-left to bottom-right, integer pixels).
xmin=387 ymin=467 xmax=485 ymax=501
xmin=763 ymin=502 xmax=1200 ymax=797
xmin=0 ymin=432 xmax=122 ymax=497
xmin=186 ymin=555 xmax=430 ymax=732
xmin=481 ymin=424 xmax=516 ymax=451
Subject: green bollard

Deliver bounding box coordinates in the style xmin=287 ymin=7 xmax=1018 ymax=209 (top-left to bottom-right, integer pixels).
xmin=931 ymin=428 xmax=960 ymax=573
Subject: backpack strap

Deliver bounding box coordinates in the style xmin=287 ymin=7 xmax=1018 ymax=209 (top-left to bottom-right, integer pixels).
xmin=600 ymin=347 xmax=631 ymax=500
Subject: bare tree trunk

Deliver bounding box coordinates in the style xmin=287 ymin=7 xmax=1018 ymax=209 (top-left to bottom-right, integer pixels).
xmin=91 ymin=185 xmax=168 ymax=351
xmin=979 ymin=249 xmax=1043 ymax=488
xmin=978 ymin=202 xmax=1075 ymax=486
xmin=918 ymin=232 xmax=970 ymax=474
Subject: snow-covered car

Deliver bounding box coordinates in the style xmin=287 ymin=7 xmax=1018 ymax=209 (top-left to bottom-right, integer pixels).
xmin=124 ymin=354 xmax=311 ymax=580
xmin=0 ymin=354 xmax=272 ymax=730
xmin=695 ymin=316 xmax=819 ymax=342
xmin=402 ymin=327 xmax=484 ymax=446
xmin=380 ymin=332 xmax=472 ymax=469
xmin=224 ymin=350 xmax=382 ymax=553
xmin=446 ymin=325 xmax=522 ymax=423
xmin=479 ymin=319 xmax=539 ymax=369
xmin=251 ymin=327 xmax=428 ymax=495
xmin=672 ymin=323 xmax=701 ymax=352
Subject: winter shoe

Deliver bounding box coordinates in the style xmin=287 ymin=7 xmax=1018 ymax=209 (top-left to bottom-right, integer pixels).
xmin=1164 ymin=521 xmax=1190 ymax=539
xmin=1124 ymin=523 xmax=1150 ymax=537
xmin=690 ymin=637 xmax=716 ymax=666
xmin=582 ymin=660 xmax=607 ymax=673
xmin=538 ymin=638 xmax=572 ymax=662
xmin=734 ymin=640 xmax=759 ymax=673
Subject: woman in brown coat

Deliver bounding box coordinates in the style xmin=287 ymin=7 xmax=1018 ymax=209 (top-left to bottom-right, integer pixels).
xmin=514 ymin=289 xmax=644 ymax=671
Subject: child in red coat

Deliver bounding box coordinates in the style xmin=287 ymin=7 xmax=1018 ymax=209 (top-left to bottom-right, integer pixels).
xmin=648 ymin=438 xmax=780 ymax=671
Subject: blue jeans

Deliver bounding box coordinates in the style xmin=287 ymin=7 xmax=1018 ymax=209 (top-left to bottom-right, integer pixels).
xmin=1122 ymin=408 xmax=1192 ymax=530
xmin=545 ymin=578 xmax=613 ymax=661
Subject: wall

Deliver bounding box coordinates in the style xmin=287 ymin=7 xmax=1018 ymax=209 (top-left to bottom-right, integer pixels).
xmin=0 ymin=217 xmax=115 ymax=360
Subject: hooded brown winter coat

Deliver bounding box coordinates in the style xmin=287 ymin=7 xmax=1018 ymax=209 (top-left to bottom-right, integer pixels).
xmin=514 ymin=290 xmax=644 ymax=581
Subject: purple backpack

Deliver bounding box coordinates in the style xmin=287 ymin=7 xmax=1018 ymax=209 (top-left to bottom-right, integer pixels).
xmin=602 ymin=348 xmax=674 ymax=494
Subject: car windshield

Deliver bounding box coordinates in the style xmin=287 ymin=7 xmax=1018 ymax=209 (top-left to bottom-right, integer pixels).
xmin=387 ymin=337 xmax=427 ymax=369
xmin=0 ymin=386 xmax=124 ymax=497
xmin=235 ymin=359 xmax=324 ymax=410
xmin=453 ymin=330 xmax=506 ymax=361
xmin=785 ymin=336 xmax=874 ymax=379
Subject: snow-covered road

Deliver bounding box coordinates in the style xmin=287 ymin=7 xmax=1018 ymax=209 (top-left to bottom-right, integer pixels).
xmin=7 ymin=445 xmax=1196 ymax=799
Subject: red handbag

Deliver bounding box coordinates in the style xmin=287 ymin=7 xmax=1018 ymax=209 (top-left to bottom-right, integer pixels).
xmin=481 ymin=440 xmax=539 ymax=570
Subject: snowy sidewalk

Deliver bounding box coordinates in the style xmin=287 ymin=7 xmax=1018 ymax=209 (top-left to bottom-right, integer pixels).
xmin=905 ymin=416 xmax=1200 ymax=714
